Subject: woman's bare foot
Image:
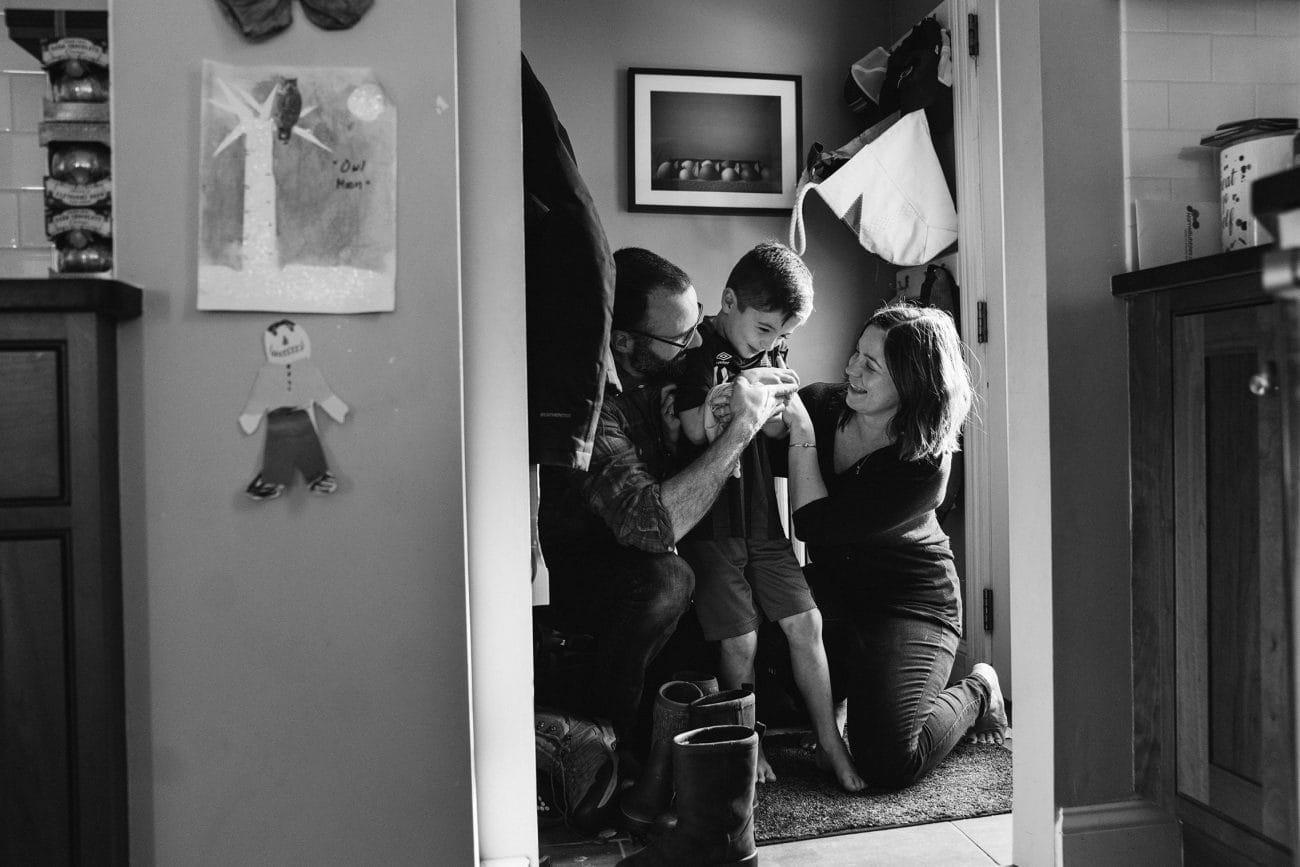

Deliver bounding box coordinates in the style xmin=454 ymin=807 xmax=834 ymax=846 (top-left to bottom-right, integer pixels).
xmin=756 ymin=741 xmax=777 ymax=783
xmin=814 ymin=735 xmax=866 ymax=792
xmin=967 ymin=663 xmax=1008 ymax=746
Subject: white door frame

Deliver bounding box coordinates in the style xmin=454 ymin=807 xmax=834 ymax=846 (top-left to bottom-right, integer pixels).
xmin=974 ymin=2 xmax=1056 ymax=864
xmin=457 ymin=1 xmax=1056 ymax=864
xmin=931 ymin=0 xmax=1002 ymax=702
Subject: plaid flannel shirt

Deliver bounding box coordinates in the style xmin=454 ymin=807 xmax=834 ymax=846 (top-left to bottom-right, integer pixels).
xmin=570 ymin=381 xmax=678 ymax=553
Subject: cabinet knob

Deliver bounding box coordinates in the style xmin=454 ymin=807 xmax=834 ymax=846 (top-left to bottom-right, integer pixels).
xmin=1249 ymin=366 xmax=1277 ymax=397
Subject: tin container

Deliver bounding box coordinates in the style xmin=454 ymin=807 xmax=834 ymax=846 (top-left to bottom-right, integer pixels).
xmin=1202 ymin=119 xmax=1299 ymax=251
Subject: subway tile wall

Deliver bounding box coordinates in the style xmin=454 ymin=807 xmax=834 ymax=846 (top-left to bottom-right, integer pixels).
xmin=0 ymin=27 xmax=53 ymax=277
xmin=1123 ymin=0 xmax=1300 ymax=268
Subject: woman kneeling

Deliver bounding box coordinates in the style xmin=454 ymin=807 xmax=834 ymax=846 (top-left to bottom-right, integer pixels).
xmin=781 ymin=303 xmax=1007 ymax=789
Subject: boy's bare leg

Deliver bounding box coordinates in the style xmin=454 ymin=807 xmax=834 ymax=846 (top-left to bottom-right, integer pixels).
xmin=779 ymin=609 xmax=866 ymax=792
xmin=718 ymin=630 xmax=777 ymax=783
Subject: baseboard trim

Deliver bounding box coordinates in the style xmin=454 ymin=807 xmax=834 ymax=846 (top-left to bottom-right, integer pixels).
xmin=1056 ymin=799 xmax=1181 ymax=866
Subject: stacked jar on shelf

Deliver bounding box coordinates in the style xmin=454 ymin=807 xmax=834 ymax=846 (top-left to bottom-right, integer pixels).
xmin=39 ymin=36 xmax=112 ymax=274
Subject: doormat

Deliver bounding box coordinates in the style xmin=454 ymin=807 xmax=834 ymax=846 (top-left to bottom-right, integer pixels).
xmin=755 ymin=739 xmax=1012 ymax=844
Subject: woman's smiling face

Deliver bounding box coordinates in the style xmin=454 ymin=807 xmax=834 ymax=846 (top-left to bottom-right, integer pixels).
xmin=844 ymin=325 xmax=900 ymax=418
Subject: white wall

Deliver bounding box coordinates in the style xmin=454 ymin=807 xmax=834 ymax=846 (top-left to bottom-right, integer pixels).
xmin=1041 ymin=0 xmax=1135 ymax=806
xmin=1123 ymin=0 xmax=1300 ymax=267
xmin=521 ymin=0 xmax=897 ymax=386
xmin=111 ymin=3 xmax=476 ymax=863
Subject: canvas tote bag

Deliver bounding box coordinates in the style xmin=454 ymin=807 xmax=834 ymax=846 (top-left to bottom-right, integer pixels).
xmin=788 ymin=109 xmax=957 ymax=266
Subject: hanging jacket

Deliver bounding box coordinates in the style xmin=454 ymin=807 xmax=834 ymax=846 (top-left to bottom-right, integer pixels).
xmin=522 ymin=53 xmax=615 ymax=470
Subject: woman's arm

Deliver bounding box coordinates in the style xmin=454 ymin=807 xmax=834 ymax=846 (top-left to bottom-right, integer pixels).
xmin=783 ymin=383 xmax=949 ymax=546
xmin=792 ymin=456 xmax=947 ymax=545
xmin=781 ymin=392 xmax=827 ymax=511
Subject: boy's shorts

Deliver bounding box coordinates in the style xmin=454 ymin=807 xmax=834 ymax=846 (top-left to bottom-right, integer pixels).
xmin=678 ymin=538 xmax=816 ymax=641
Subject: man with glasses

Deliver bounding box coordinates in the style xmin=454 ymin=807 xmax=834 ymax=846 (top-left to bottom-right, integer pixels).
xmin=538 ymin=247 xmax=797 ymax=759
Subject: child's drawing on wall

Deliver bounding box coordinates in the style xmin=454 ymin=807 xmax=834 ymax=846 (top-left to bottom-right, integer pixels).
xmin=240 ymin=319 xmax=349 ymax=501
xmin=199 ymin=60 xmax=396 ymax=313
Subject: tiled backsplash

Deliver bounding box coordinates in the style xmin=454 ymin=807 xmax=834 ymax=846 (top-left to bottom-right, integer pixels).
xmin=1123 ymin=0 xmax=1300 ymax=267
xmin=1 ymin=29 xmax=53 ymax=277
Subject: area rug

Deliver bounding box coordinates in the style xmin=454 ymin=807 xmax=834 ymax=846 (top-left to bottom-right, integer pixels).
xmin=755 ymin=739 xmax=1012 ymax=844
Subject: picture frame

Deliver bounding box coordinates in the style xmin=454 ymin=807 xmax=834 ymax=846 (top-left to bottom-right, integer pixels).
xmin=627 ymin=68 xmax=802 ymax=214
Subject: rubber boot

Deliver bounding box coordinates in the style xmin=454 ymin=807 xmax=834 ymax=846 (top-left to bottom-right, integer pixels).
xmin=619 ymin=680 xmax=704 ymax=832
xmin=616 ymin=725 xmax=759 ymax=866
xmin=652 ymin=686 xmax=758 ymax=833
xmin=672 ymin=669 xmax=720 ymax=697
xmin=688 ymin=686 xmax=756 ymax=729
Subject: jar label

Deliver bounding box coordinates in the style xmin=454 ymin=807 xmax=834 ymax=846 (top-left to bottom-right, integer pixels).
xmin=44 ymin=177 xmax=112 ymax=209
xmin=46 ymin=208 xmax=112 ymax=238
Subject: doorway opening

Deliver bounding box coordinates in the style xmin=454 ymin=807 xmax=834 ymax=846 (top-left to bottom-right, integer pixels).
xmin=520 ymin=0 xmax=1013 ymax=858
xmin=458 ymin=1 xmax=1056 ymax=864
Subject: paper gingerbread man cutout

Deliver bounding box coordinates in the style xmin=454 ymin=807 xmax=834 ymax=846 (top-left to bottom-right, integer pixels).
xmin=240 ymin=319 xmax=349 ymax=501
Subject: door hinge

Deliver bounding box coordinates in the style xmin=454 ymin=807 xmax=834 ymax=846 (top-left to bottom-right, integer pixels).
xmin=976 ymin=300 xmax=988 ymax=344
xmin=983 ymin=588 xmax=994 ymax=632
xmin=968 ymin=13 xmax=980 ymax=58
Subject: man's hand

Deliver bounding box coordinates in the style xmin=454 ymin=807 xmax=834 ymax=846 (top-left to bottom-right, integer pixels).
xmin=729 ymin=373 xmax=793 ymax=433
xmin=660 ymin=376 xmax=775 ymax=541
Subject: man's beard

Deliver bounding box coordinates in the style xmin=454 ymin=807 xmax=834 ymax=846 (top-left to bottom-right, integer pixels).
xmin=628 ymin=339 xmax=685 ymax=381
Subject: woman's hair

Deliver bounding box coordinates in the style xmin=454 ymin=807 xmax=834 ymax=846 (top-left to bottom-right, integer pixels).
xmin=838 ymin=302 xmax=973 ymax=461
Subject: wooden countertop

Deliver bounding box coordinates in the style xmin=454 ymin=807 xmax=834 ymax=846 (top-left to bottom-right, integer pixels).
xmin=0 ymin=277 xmax=142 ymax=321
xmin=1111 ymin=247 xmax=1265 ymax=298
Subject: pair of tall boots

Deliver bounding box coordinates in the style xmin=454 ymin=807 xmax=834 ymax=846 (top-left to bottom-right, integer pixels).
xmin=617 ymin=676 xmax=760 ymax=866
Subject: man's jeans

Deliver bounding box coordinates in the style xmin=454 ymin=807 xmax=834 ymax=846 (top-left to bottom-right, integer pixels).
xmin=541 ymin=538 xmax=695 ymax=741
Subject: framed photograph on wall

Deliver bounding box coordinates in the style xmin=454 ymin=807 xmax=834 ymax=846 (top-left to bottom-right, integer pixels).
xmin=627 ymin=68 xmax=801 ymax=214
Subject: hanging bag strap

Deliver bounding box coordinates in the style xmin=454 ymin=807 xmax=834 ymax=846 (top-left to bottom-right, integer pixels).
xmin=788 ymin=173 xmax=818 ymax=255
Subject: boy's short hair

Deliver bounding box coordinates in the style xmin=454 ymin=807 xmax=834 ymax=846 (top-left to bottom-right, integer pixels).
xmin=613 ymin=247 xmax=693 ymax=330
xmin=725 ymin=241 xmax=814 ymax=321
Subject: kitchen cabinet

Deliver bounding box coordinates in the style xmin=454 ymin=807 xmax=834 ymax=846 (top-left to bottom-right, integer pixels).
xmin=1115 ymin=249 xmax=1297 ymax=865
xmin=0 ymin=278 xmax=139 ymax=866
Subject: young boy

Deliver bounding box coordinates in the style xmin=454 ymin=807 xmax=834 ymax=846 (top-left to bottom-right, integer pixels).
xmin=673 ymin=241 xmax=863 ymax=792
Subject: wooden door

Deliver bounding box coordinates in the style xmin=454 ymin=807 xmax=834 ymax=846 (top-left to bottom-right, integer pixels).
xmin=1173 ymin=301 xmax=1296 ymax=850
xmin=0 ymin=310 xmax=127 ymax=866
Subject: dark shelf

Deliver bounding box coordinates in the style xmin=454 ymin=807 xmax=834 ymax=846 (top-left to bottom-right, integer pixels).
xmin=3 ymin=7 xmax=107 ymax=63
xmin=0 ymin=277 xmax=141 ymax=320
xmin=1112 ymin=247 xmax=1266 ymax=297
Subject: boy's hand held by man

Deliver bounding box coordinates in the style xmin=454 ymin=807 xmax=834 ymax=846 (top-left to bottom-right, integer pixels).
xmin=707 ymin=381 xmax=735 ymax=428
xmin=730 ymin=374 xmax=789 ymax=433
xmin=738 ymin=366 xmax=800 ymax=392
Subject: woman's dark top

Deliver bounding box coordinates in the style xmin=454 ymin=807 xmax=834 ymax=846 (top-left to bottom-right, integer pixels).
xmin=791 ymin=382 xmax=962 ymax=634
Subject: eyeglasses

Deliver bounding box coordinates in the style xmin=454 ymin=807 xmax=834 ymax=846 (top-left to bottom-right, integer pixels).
xmin=623 ymin=303 xmax=704 ymax=351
